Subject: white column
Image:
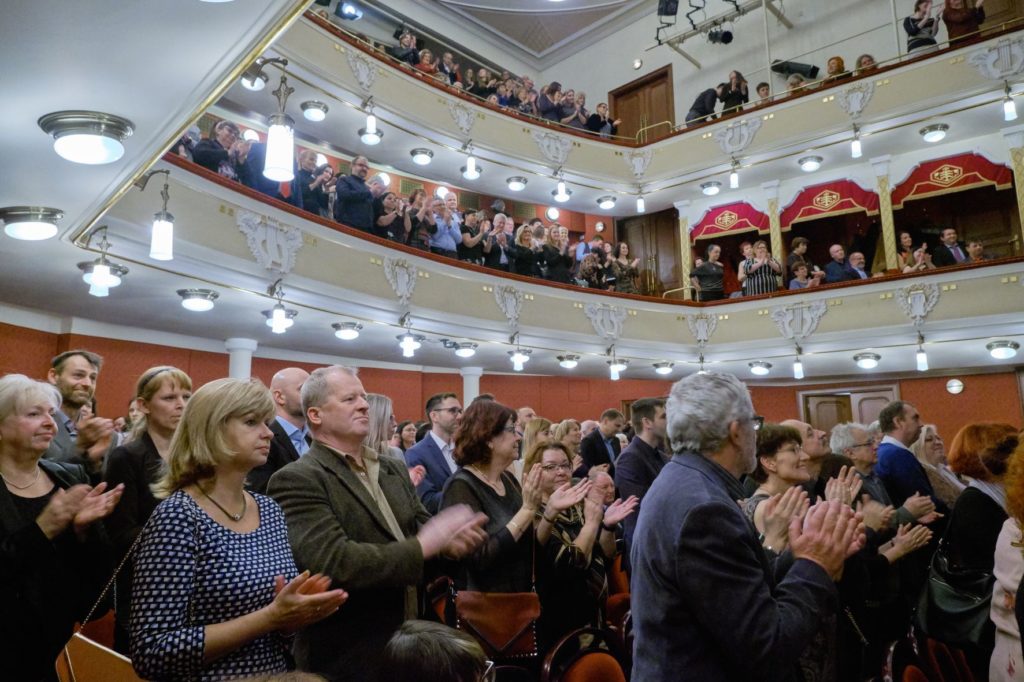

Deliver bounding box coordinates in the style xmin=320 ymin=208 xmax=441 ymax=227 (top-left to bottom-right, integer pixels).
xmin=225 ymin=338 xmax=258 ymax=379
xmin=460 ymin=367 xmax=483 ymax=404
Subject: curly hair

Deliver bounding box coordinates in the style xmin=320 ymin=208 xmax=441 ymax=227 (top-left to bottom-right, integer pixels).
xmin=453 ymin=400 xmax=516 ymax=467
xmin=947 ymin=422 xmax=1020 ymax=481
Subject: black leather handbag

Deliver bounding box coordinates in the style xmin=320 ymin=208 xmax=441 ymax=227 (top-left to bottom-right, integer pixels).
xmin=915 ymin=539 xmax=994 ymax=648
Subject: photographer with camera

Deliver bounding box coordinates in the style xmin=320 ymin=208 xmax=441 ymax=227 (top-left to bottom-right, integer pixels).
xmin=297 ymin=150 xmax=335 ymax=219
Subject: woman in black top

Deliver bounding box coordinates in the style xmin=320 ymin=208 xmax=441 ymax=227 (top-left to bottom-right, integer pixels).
xmin=373 ymin=191 xmax=408 ymax=243
xmin=540 ymin=227 xmax=574 ymax=284
xmin=0 ymin=374 xmax=123 ymax=682
xmin=691 ymin=243 xmax=726 ymax=301
xmin=103 ymin=365 xmax=192 ymax=653
xmin=440 ymin=400 xmax=542 ymax=595
xmin=721 ymin=70 xmax=749 ymax=115
xmin=904 ymin=0 xmax=941 ymax=53
xmin=510 ymin=224 xmax=542 ymax=277
xmin=296 ymin=150 xmax=333 ymax=219
xmin=403 ymin=188 xmax=435 ymax=251
xmin=585 ymin=103 xmax=621 ymax=139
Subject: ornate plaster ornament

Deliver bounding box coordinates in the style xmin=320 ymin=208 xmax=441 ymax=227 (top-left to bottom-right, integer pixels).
xmin=968 ymin=37 xmax=1024 ymax=80
xmin=383 ymin=256 xmax=418 ymax=307
xmin=770 ymin=300 xmax=828 ymax=341
xmin=447 ymin=99 xmax=475 ymax=136
xmin=345 ymin=48 xmax=380 ymax=92
xmin=713 ymin=118 xmax=762 ymax=155
xmin=531 ymin=131 xmax=573 ymax=166
xmin=236 ymin=210 xmax=303 ymax=274
xmin=835 ymin=80 xmax=876 ymax=120
xmin=493 ymin=284 xmax=524 ymax=329
xmin=584 ymin=303 xmax=627 ymax=340
xmin=625 ymin=149 xmax=654 ymax=180
xmin=895 ymin=282 xmax=940 ymax=328
xmin=685 ymin=312 xmax=718 ymax=347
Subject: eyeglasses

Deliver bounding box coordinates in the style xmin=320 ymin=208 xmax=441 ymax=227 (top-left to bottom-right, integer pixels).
xmin=432 ymin=406 xmax=463 ymax=415
xmin=481 ymin=660 xmax=496 ymax=682
xmin=750 ymin=415 xmax=764 ymax=431
xmin=540 ymin=462 xmax=572 ymax=472
xmin=501 ymin=424 xmax=517 ymax=433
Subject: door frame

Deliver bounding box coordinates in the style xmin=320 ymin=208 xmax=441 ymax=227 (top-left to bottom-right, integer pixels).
xmin=608 ymin=64 xmax=675 ymax=142
xmin=797 ymin=383 xmax=900 ymax=423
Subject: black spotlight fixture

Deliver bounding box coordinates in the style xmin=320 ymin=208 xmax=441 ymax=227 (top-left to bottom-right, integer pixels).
xmin=708 ymin=28 xmax=733 ymax=44
xmin=658 ymin=0 xmax=679 ymax=15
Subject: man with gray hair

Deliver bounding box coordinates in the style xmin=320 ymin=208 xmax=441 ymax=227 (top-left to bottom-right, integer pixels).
xmin=269 ymin=365 xmax=487 ymax=681
xmin=631 ymin=372 xmax=863 ymax=681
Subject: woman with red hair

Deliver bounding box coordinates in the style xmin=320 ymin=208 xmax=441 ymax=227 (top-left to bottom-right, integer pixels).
xmin=992 ymin=438 xmax=1024 ymax=681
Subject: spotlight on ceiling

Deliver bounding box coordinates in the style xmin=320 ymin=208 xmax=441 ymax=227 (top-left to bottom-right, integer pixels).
xmin=854 ymin=352 xmax=881 ymax=369
xmin=359 ymin=113 xmax=383 ymax=145
xmin=0 ymin=206 xmax=63 ymax=241
xmin=748 ymin=361 xmax=771 ymax=376
xmin=546 ymin=206 xmax=560 ymax=220
xmin=301 ymin=100 xmax=329 ymax=122
xmin=597 ymin=196 xmax=616 ymax=210
xmin=336 ymin=1 xmax=363 ymax=19
xmin=798 ymin=155 xmax=823 ymax=172
xmin=708 ymin=28 xmax=733 ymax=44
xmin=38 ymin=111 xmax=135 ymax=165
xmin=507 ymin=176 xmax=527 ymax=192
xmin=987 ymin=340 xmax=1020 ymax=359
xmin=411 ymin=148 xmax=433 ymax=165
xmin=558 ymin=354 xmax=579 ymax=369
xmin=701 ymin=181 xmax=722 ymax=196
xmin=332 ymin=321 xmax=363 ymax=340
xmin=552 ymin=180 xmax=572 ymax=202
xmin=177 ymin=288 xmax=219 ymax=312
xmin=919 ymin=123 xmax=949 ymax=143
xmin=654 ymin=362 xmax=674 ymax=375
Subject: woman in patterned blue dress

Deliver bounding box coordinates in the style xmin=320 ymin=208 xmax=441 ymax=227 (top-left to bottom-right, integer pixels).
xmin=130 ymin=378 xmax=348 ymax=681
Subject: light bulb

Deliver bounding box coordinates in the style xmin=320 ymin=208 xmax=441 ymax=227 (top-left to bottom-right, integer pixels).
xmin=149 ymin=215 xmax=174 ymax=261
xmin=182 ymin=297 xmax=214 ymax=312
xmin=851 ymin=138 xmax=862 ymax=159
xmin=916 ymin=348 xmax=929 ymax=372
xmin=264 ymin=117 xmax=295 ymax=182
xmin=399 ymin=334 xmax=420 ymax=358
xmin=455 ymin=346 xmax=476 ymax=358
xmin=597 ymin=196 xmax=615 ymax=210
xmin=749 ymin=362 xmax=771 ymax=376
xmin=854 ymin=353 xmax=880 ymax=369
xmin=1005 ymin=96 xmax=1018 ymax=122
xmin=793 ymin=359 xmax=804 ymax=379
xmin=462 ymin=156 xmax=480 ymax=180
xmin=360 ymin=114 xmax=382 ymax=145
xmin=654 ymin=363 xmax=673 ymax=375
xmin=729 ymin=170 xmax=739 ymax=189
xmin=636 ymin=196 xmax=645 ymax=213
xmin=88 ymin=283 xmax=109 ymax=297
xmin=365 ymin=114 xmax=377 ymax=134
xmin=513 ymin=359 xmax=524 ymax=372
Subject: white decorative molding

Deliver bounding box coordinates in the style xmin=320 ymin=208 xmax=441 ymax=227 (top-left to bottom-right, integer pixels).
xmin=895 ymin=282 xmax=940 ymax=328
xmin=835 ymin=80 xmax=876 ymax=120
xmin=345 ymin=48 xmax=380 ymax=92
xmin=446 ymin=99 xmax=475 ymax=136
xmin=625 ymin=149 xmax=654 ymax=180
xmin=531 ymin=131 xmax=573 ymax=166
xmin=769 ymin=300 xmax=828 ymax=341
xmin=493 ymin=285 xmax=524 ymax=329
xmin=236 ymin=210 xmax=303 ymax=274
xmin=968 ymin=37 xmax=1024 ymax=80
xmin=383 ymin=257 xmax=418 ymax=307
xmin=713 ymin=118 xmax=763 ymax=155
xmin=583 ymin=303 xmax=627 ymax=340
xmin=685 ymin=312 xmax=718 ymax=346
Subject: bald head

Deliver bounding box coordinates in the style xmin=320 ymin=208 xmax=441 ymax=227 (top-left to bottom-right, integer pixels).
xmin=271 ymin=367 xmax=310 ymax=424
xmin=781 ymin=419 xmax=830 ymax=477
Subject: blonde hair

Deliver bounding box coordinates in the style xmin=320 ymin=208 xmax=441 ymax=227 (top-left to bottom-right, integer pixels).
xmin=365 ymin=393 xmax=396 ymax=457
xmin=153 ymin=378 xmax=274 ymax=498
xmin=0 ymin=374 xmax=60 ymax=424
xmin=519 ymin=417 xmax=552 ymax=477
xmin=515 ymin=224 xmax=532 ymax=246
xmin=552 ymin=419 xmax=580 ymax=452
xmin=129 ymin=366 xmax=192 ymax=442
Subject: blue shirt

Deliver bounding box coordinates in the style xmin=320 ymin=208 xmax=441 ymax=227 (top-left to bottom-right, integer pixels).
xmin=275 ymin=416 xmax=309 ymax=457
xmin=430 ymin=211 xmax=462 ymax=252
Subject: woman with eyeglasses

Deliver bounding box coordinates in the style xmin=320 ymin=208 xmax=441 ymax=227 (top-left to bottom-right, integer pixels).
xmin=524 ymin=441 xmax=636 ymax=652
xmin=104 ymin=365 xmax=193 ymax=653
xmin=910 ymin=423 xmax=965 ymax=509
xmin=743 ymin=423 xmax=812 ymax=554
xmin=384 ymin=620 xmax=495 ymax=682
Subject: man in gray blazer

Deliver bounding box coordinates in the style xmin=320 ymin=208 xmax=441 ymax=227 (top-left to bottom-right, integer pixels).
xmin=268 ymin=365 xmax=487 ymax=682
xmin=43 ymin=349 xmax=115 ymax=475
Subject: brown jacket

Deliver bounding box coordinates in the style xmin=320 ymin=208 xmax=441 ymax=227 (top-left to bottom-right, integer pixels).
xmin=268 ymin=442 xmax=431 ymax=682
xmin=943 ymin=5 xmax=985 ymax=41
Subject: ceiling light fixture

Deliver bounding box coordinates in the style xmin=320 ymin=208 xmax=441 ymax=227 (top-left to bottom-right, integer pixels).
xmin=38 ymin=111 xmax=135 ymax=165
xmin=729 ymin=160 xmax=739 ymax=189
xmin=509 ymin=348 xmax=532 ymax=372
xmin=608 ymin=358 xmax=629 ymax=381
xmin=264 ymin=75 xmax=296 ymax=182
xmin=0 ymin=206 xmax=63 ymax=241
xmin=262 ymin=280 xmax=296 ymax=334
xmin=240 ymin=56 xmax=287 ymax=91
xmin=242 ymin=128 xmax=260 ymax=142
xmin=697 ymin=353 xmax=708 ymax=375
xmin=987 ymin=340 xmax=1020 ymax=359
xmin=798 ymin=155 xmax=822 ymax=172
xmin=77 ymin=227 xmax=128 ymax=297
xmin=454 ymin=342 xmax=478 ymax=358
xmin=336 ymin=2 xmax=363 ymax=20
xmin=632 ymin=58 xmax=643 ymax=70
xmin=851 ymin=124 xmax=862 ymax=159
xmin=854 ymin=352 xmax=880 ymax=369
xmin=177 ymin=288 xmax=218 ymax=312
xmin=748 ymin=361 xmax=771 ymax=376
xmin=654 ymin=362 xmax=674 ymax=375
xmin=462 ymin=154 xmax=481 ymax=180
xmin=507 ymin=176 xmax=527 ymax=191
xmin=546 ymin=206 xmax=560 ymax=220
xmin=1004 ymin=81 xmax=1018 ymax=121
xmin=558 ymin=354 xmax=579 ymax=369
xmin=359 ymin=113 xmax=383 ymax=145
xmin=332 ymin=321 xmax=363 ymax=340
xmin=411 ymin=148 xmax=433 ymax=165
xmin=919 ymin=123 xmax=949 ymax=143
xmin=398 ymin=332 xmax=424 ymax=358
xmin=597 ymin=196 xmax=616 ymax=210
xmin=435 ymin=186 xmax=449 ymax=199
xmin=134 ymin=169 xmax=175 ymax=261
xmin=301 ymin=100 xmax=328 ymax=122
xmin=793 ymin=344 xmax=805 ymax=380
xmin=636 ymin=195 xmax=646 ymax=213
xmin=552 ymin=180 xmax=572 ymax=202
xmin=916 ymin=346 xmax=929 ymax=372
xmin=376 ymin=172 xmax=391 ymax=187
xmin=701 ymin=181 xmax=722 ymax=196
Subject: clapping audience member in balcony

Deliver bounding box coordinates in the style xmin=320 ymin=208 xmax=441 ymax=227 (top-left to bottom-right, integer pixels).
xmin=515 ymin=86 xmax=538 ymax=116
xmin=685 ymin=83 xmax=725 ymax=125
xmin=786 ymin=73 xmax=808 ymax=95
xmin=578 ymin=252 xmax=606 ymax=289
xmin=825 ymin=243 xmax=858 ymax=283
xmin=585 ymin=102 xmax=621 ymax=138
xmin=788 ymin=261 xmax=822 ymax=289
xmin=429 ymin=194 xmax=462 ymax=259
xmin=373 ymin=191 xmax=408 ymax=243
xmin=194 ymin=120 xmax=250 ymax=182
xmin=898 ymin=231 xmax=936 ymax=272
xmin=404 ymin=188 xmax=435 ymax=252
xmin=786 ymin=236 xmax=814 ymax=275
xmin=855 ymin=53 xmax=879 ymax=75
xmin=390 ymin=32 xmax=419 ymax=66
xmin=297 ymin=150 xmax=333 ymax=219
xmin=482 ymin=213 xmax=512 ymax=271
xmin=756 ymin=81 xmax=772 ymax=103
xmin=540 ymin=225 xmax=575 ymax=284
xmin=438 ymin=51 xmax=460 ymax=85
xmin=457 ymin=211 xmax=491 ymax=265
xmin=461 ymin=67 xmax=476 ymax=93
xmin=333 ymin=155 xmax=374 ymax=233
xmin=601 ymin=241 xmax=618 ymax=290
xmin=538 ymin=81 xmax=564 ymax=122
xmin=469 ymin=68 xmax=497 ymax=99
xmin=741 ymin=240 xmax=782 ymax=295
xmin=944 ymin=0 xmax=986 ymax=42
xmin=931 ymin=226 xmax=969 ymax=266
xmin=414 ymin=49 xmax=438 ymax=75
xmin=848 ymin=251 xmax=870 ymax=279
xmin=905 ymin=0 xmax=941 ymax=54
xmin=572 ymin=92 xmax=591 ymax=129
xmin=494 ymin=83 xmax=510 ymax=106
xmin=722 ymin=70 xmax=749 ymax=115
xmin=967 ymin=238 xmax=990 ymax=262
xmin=823 ymin=56 xmax=852 ymax=84
xmin=557 ymin=89 xmax=583 ymax=128
xmin=610 ymin=241 xmax=641 ymax=294
xmin=691 ymin=243 xmax=726 ymax=301
xmin=510 ymin=224 xmax=541 ymax=277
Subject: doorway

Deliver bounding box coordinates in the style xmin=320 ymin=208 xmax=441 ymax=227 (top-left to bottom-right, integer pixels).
xmin=799 ymin=385 xmax=898 ymax=434
xmin=620 ymin=208 xmax=680 ymax=295
xmin=608 ymin=65 xmax=675 ymax=143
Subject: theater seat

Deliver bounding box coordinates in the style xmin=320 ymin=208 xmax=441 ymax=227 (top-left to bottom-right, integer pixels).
xmin=902 ymin=664 xmax=931 ymax=682
xmin=541 ymin=627 xmax=628 ymax=682
xmin=559 ymin=651 xmax=626 ymax=682
xmin=607 ymin=554 xmax=629 ymax=595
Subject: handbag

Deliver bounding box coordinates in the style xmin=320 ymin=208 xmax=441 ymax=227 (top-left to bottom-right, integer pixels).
xmin=915 ymin=537 xmax=994 ymax=648
xmin=454 ymin=533 xmax=540 ymax=660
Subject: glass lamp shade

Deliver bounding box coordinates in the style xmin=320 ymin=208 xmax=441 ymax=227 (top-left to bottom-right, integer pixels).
xmin=263 ymin=116 xmax=295 ymax=182
xmin=54 ymin=134 xmax=124 ymax=165
xmin=4 ymin=219 xmax=58 ymax=241
xmin=149 ymin=213 xmax=174 ymax=261
xmin=636 ymin=196 xmax=646 ymax=213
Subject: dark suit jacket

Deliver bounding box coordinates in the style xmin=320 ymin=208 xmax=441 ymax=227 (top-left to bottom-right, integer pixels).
xmin=268 ymin=443 xmax=431 ymax=682
xmin=931 ymin=240 xmax=967 ymax=267
xmin=246 ymin=419 xmax=304 ymax=495
xmin=824 ymin=259 xmax=857 ymax=283
xmin=613 ymin=436 xmax=667 ymax=573
xmin=404 ymin=434 xmax=453 ymax=514
xmin=578 ymin=428 xmax=620 ymax=478
xmin=333 ymin=174 xmax=374 ymax=232
xmin=43 ymin=413 xmax=112 ymax=482
xmin=630 ymin=452 xmax=836 ymax=681
xmin=876 ymin=441 xmax=949 ymax=514
xmin=1 ymin=459 xmax=112 ymax=682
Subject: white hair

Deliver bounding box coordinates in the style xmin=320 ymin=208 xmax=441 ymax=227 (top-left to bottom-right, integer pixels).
xmin=666 ymin=372 xmax=753 ymax=455
xmin=830 ymin=422 xmax=868 ymax=455
xmin=0 ymin=374 xmax=60 ymax=423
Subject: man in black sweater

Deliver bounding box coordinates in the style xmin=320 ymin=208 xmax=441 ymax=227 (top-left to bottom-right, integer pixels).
xmin=685 ymin=83 xmax=726 ymax=125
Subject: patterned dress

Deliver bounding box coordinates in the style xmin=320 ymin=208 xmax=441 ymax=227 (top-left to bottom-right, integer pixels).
xmin=742 ymin=258 xmax=781 ymax=296
xmin=130 ymin=490 xmax=298 ymax=681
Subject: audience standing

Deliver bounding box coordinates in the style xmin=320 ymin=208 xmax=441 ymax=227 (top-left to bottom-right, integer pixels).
xmin=614 ymin=397 xmax=668 ymax=571
xmin=579 ymin=409 xmax=624 ymax=477
xmin=905 ymin=0 xmax=941 ymax=54
xmin=944 ymin=0 xmax=986 ymax=42
xmin=333 ymin=155 xmax=374 ymax=233
xmin=247 ymin=367 xmax=310 ymax=495
xmin=406 ymin=392 xmax=464 ymax=514
xmin=44 ymin=349 xmax=115 ymax=475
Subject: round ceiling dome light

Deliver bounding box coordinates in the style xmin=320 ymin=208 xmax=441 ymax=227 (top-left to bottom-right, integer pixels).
xmin=748 ymin=361 xmax=772 ymax=376
xmin=507 ymin=176 xmax=527 ymax=192
xmin=854 ymin=352 xmax=881 ymax=369
xmin=177 ymin=288 xmax=219 ymax=312
xmin=597 ymin=196 xmax=616 ymax=210
xmin=332 ymin=321 xmax=363 ymax=340
xmin=920 ymin=123 xmax=949 ymax=143
xmin=435 ymin=186 xmax=449 ymax=199
xmin=798 ymin=155 xmax=822 ymax=172
xmin=654 ymin=362 xmax=674 ymax=375
xmin=701 ymin=181 xmax=722 ymax=196
xmin=558 ymin=354 xmax=579 ymax=369
xmin=38 ymin=110 xmax=135 ymax=165
xmin=987 ymin=340 xmax=1020 ymax=359
xmin=0 ymin=206 xmax=63 ymax=241
xmin=454 ymin=342 xmax=478 ymax=358
xmin=545 ymin=206 xmax=560 ymax=220
xmin=411 ymin=148 xmax=433 ymax=165
xmin=301 ymin=100 xmax=329 ymax=122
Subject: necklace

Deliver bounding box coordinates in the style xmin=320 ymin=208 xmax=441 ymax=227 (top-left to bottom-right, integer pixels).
xmin=0 ymin=466 xmax=41 ymax=490
xmin=197 ymin=484 xmax=247 ymax=522
xmin=470 ymin=464 xmax=502 ymax=492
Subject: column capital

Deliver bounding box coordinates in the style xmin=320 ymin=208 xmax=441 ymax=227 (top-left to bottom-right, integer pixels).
xmin=225 ymin=337 xmax=258 ymax=352
xmin=1001 ymin=124 xmax=1024 ymax=149
xmin=760 ymin=180 xmax=781 ymax=200
xmin=869 ymin=154 xmax=892 ymax=178
xmin=672 ymin=199 xmax=692 ymax=213
xmin=459 ymin=366 xmax=484 ymax=377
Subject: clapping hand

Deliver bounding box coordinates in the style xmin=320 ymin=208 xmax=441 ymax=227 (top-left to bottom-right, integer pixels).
xmin=882 ymin=523 xmax=933 ymax=562
xmin=407 ymin=465 xmax=426 ymax=487
xmin=602 ymin=495 xmax=639 ymax=526
xmin=267 ymin=571 xmax=349 ymax=634
xmin=73 ymin=482 xmax=124 ymax=536
xmin=547 ymin=479 xmax=591 ymax=515
xmin=824 ymin=466 xmax=862 ymax=506
xmin=520 ymin=464 xmax=544 ymax=513
xmin=760 ymin=486 xmax=809 ymax=549
xmin=790 ymin=500 xmax=865 ymax=578
xmin=856 ymin=494 xmax=895 ymax=531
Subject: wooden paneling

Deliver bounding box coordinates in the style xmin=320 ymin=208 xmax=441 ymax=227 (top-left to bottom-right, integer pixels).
xmin=621 ymin=208 xmax=681 ymax=295
xmin=803 ymin=394 xmax=853 ymax=434
xmin=608 ymin=65 xmax=675 ymax=143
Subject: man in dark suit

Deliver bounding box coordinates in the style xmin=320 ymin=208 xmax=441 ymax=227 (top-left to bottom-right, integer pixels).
xmin=614 ymin=397 xmax=667 ymax=572
xmin=578 ymin=408 xmax=625 ymax=477
xmin=247 ymin=366 xmax=310 ymax=494
xmin=931 ymin=227 xmax=969 ymax=267
xmin=405 ymin=391 xmax=463 ymax=514
xmin=630 ymin=372 xmax=862 ymax=681
xmin=43 ymin=349 xmax=115 ymax=476
xmin=333 ymin=155 xmax=374 ymax=232
xmin=824 ymin=243 xmax=858 ymax=283
xmin=268 ymin=366 xmax=486 ymax=682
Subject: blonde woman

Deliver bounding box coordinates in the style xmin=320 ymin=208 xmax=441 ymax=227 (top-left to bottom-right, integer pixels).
xmin=130 ymin=378 xmax=347 ymax=681
xmin=513 ymin=417 xmax=552 ymax=482
xmin=510 ymin=223 xmax=541 ymax=277
xmin=910 ymin=423 xmax=965 ymax=509
xmin=553 ymin=418 xmax=584 ymax=472
xmin=365 ymin=393 xmax=426 ymax=487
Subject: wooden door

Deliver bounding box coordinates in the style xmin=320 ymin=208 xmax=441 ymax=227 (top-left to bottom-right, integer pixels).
xmin=982 ymin=0 xmax=1022 ymax=31
xmin=804 ymin=395 xmax=853 ymax=435
xmin=801 ymin=385 xmax=899 ymax=433
xmin=609 ymin=65 xmax=675 ymax=143
xmin=621 ymin=208 xmax=680 ymax=295
xmin=850 ymin=389 xmax=897 ymax=425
